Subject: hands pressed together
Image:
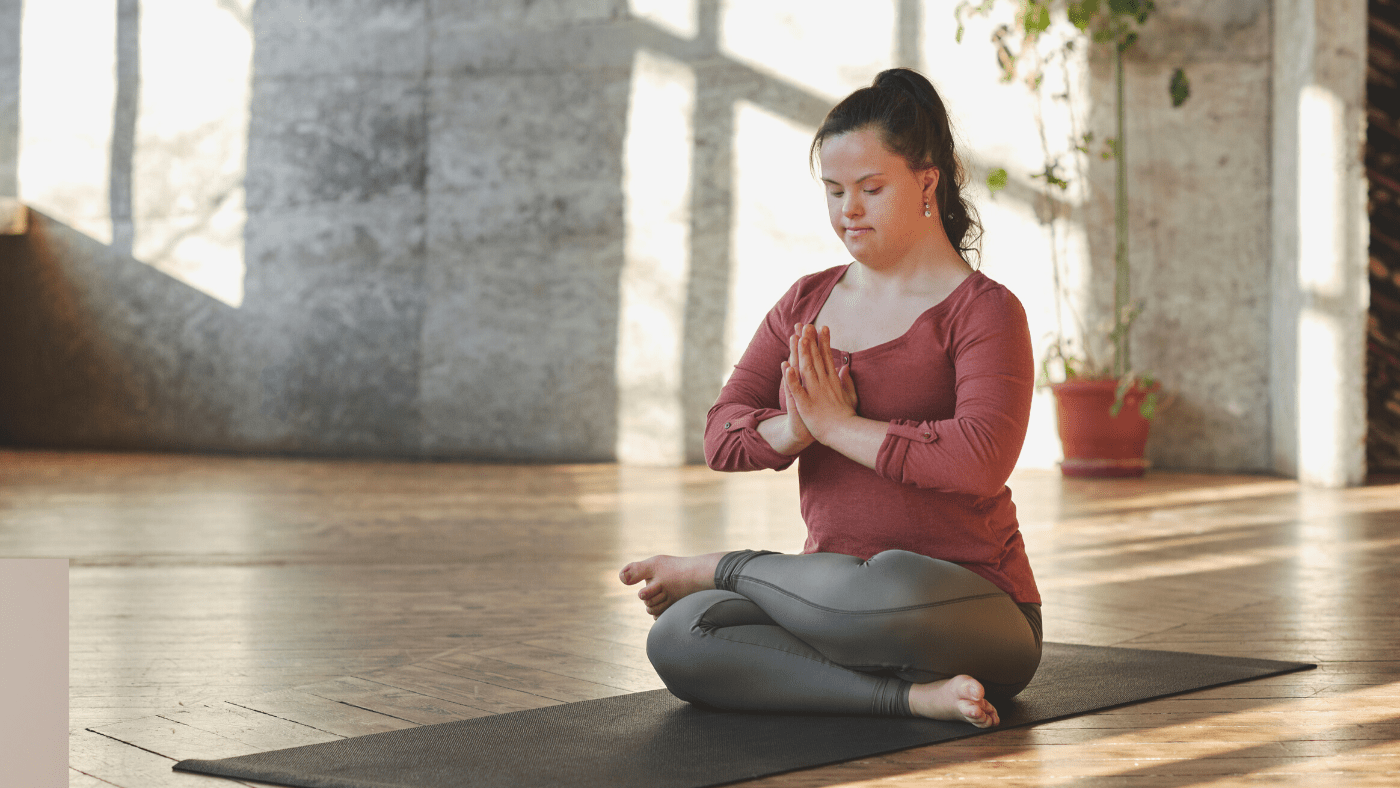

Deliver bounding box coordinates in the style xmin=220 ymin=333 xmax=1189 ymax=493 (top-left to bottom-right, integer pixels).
xmin=780 ymin=324 xmax=859 ymax=450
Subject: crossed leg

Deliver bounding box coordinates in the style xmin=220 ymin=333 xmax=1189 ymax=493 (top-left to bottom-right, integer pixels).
xmin=620 ymin=549 xmax=1041 ymax=727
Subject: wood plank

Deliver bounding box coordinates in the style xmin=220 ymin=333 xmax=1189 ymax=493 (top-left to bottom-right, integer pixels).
xmin=469 ymin=642 xmax=667 ymax=692
xmin=69 ymin=768 xmax=121 ymax=788
xmin=357 ymin=664 xmax=562 ymax=714
xmin=519 ymin=632 xmax=652 ymax=668
xmin=0 ymin=452 xmax=1387 ymax=786
xmin=69 ymin=728 xmax=258 ymax=788
xmin=421 ymin=650 xmax=630 ymax=703
xmin=228 ymin=688 xmax=420 ymax=738
xmin=295 ymin=676 xmax=493 ymax=725
xmin=77 ymin=720 xmax=256 ymax=777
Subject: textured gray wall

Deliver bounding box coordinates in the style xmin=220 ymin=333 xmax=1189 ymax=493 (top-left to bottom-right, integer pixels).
xmin=244 ymin=0 xmax=431 ymax=456
xmin=0 ymin=0 xmax=835 ymax=463
xmin=0 ymin=0 xmax=1364 ymax=472
xmin=0 ymin=0 xmax=16 ymax=196
xmin=1081 ymin=0 xmax=1275 ymax=471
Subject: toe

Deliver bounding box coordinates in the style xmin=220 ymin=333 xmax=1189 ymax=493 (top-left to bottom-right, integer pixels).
xmin=620 ymin=557 xmax=658 ymax=586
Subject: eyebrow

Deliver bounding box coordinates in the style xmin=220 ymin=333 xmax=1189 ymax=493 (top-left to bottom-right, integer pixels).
xmin=821 ymin=172 xmax=884 ymax=186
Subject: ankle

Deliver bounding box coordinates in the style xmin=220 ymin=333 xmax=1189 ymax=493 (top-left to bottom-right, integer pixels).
xmin=713 ymin=549 xmax=779 ymax=592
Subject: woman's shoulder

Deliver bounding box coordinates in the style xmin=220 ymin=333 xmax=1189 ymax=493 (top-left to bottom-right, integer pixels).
xmin=949 ymin=270 xmax=1028 ymax=322
xmin=770 ymin=263 xmax=850 ymax=315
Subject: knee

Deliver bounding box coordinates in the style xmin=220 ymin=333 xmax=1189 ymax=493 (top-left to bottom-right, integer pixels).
xmin=983 ymin=642 xmax=1041 ymax=698
xmin=645 ymin=593 xmax=702 ymax=677
xmin=645 ymin=590 xmax=738 ymax=702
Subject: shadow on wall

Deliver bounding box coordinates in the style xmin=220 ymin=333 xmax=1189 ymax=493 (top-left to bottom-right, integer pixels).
xmin=0 ymin=210 xmax=246 ymax=451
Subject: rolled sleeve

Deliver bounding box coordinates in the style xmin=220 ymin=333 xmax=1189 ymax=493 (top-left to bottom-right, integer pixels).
xmin=708 ymin=407 xmax=797 ymax=471
xmin=875 ymin=419 xmax=937 ymax=482
xmin=870 ymin=289 xmax=1034 ymax=498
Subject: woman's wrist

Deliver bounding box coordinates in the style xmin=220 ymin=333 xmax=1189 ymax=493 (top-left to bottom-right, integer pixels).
xmin=758 ymin=413 xmax=815 ymax=455
xmin=812 ymin=414 xmax=886 ymax=470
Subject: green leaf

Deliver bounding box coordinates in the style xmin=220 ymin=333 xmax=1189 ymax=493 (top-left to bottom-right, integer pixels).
xmin=1024 ymin=1 xmax=1051 ymax=34
xmin=1139 ymin=392 xmax=1158 ymax=420
xmin=1032 ymin=162 xmax=1070 ymax=190
xmin=986 ymin=168 xmax=1008 ymax=194
xmin=1169 ymin=67 xmax=1190 ymax=107
xmin=1108 ymin=0 xmax=1153 ymax=20
xmin=1068 ymin=0 xmax=1098 ymax=30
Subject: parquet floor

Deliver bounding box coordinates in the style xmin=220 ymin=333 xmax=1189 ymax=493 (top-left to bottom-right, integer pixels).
xmin=0 ymin=450 xmax=1395 ymax=786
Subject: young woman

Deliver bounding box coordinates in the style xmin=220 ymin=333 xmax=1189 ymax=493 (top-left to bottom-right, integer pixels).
xmin=619 ymin=68 xmax=1041 ymax=728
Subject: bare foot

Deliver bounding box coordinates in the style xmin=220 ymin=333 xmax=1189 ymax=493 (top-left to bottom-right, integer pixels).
xmin=907 ymin=675 xmax=1000 ymax=728
xmin=618 ymin=552 xmax=726 ymax=618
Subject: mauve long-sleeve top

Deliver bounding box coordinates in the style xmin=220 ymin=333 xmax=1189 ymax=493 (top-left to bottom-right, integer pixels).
xmin=705 ymin=264 xmax=1040 ymax=604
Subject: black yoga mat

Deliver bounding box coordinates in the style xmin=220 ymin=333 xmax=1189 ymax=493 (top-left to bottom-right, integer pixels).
xmin=174 ymin=643 xmax=1312 ymax=788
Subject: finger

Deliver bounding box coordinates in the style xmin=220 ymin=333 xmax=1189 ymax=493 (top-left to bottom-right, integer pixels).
xmin=796 ymin=326 xmax=816 ymax=376
xmin=785 ymin=366 xmax=814 ymax=416
xmin=784 ymin=360 xmax=806 ymax=398
xmin=802 ymin=325 xmax=832 ymax=386
xmin=818 ymin=326 xmax=841 ymax=378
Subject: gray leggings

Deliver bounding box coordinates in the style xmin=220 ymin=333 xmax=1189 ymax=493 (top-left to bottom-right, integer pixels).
xmin=646 ymin=549 xmax=1042 ymax=717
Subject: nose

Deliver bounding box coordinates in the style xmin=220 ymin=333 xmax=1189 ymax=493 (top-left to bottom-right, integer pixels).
xmin=842 ymin=193 xmax=862 ymax=218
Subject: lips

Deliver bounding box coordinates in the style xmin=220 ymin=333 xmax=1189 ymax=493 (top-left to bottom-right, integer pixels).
xmin=845 ymin=226 xmax=873 ymax=236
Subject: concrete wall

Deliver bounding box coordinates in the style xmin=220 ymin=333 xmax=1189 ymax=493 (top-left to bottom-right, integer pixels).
xmin=0 ymin=0 xmax=1373 ymax=478
xmin=1083 ymin=0 xmax=1276 ymax=471
xmin=0 ymin=0 xmax=16 ymax=196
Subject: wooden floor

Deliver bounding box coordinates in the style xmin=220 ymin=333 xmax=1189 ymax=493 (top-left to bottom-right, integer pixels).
xmin=1 ymin=450 xmax=1395 ymax=786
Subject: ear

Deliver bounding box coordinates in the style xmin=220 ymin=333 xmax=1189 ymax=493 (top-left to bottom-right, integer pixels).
xmin=920 ymin=167 xmax=940 ymax=204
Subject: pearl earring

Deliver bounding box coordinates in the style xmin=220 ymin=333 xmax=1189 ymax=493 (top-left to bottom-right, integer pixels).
xmin=923 ymin=202 xmax=931 ymax=218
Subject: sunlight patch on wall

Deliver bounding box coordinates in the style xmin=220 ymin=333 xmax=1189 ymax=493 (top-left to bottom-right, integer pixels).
xmin=18 ymin=0 xmax=117 ymax=243
xmin=616 ymin=49 xmax=696 ymax=466
xmin=719 ymin=0 xmax=895 ymax=102
xmin=725 ymin=100 xmax=841 ymax=376
xmin=629 ymin=0 xmax=697 ymax=40
xmin=1296 ymin=84 xmax=1366 ymax=487
xmin=132 ymin=0 xmax=252 ymax=308
xmin=17 ymin=0 xmax=250 ymax=307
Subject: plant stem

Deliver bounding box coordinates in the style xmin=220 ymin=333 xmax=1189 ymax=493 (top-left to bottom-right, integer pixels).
xmin=1113 ymin=41 xmax=1130 ymax=378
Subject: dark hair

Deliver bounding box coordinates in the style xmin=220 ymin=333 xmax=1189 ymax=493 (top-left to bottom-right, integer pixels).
xmin=810 ymin=68 xmax=983 ymax=265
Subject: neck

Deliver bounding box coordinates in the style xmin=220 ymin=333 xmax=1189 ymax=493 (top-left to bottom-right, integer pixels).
xmin=851 ymin=228 xmax=971 ymax=292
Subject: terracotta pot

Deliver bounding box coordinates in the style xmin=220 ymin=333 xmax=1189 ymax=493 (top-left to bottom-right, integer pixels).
xmin=1050 ymin=378 xmax=1159 ymax=478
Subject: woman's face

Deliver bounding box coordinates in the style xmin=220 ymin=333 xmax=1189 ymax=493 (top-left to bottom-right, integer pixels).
xmin=818 ymin=127 xmax=937 ymax=267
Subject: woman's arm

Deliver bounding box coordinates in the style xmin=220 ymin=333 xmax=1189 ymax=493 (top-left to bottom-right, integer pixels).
xmin=705 ymin=287 xmax=818 ymax=471
xmin=875 ymin=291 xmax=1034 ymax=496
xmin=786 ymin=290 xmax=1034 ymax=497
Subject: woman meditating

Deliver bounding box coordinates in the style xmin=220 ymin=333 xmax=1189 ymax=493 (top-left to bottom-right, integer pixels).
xmin=619 ymin=68 xmax=1041 ymax=728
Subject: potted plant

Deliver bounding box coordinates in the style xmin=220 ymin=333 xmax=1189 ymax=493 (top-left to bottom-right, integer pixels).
xmin=957 ymin=0 xmax=1187 ymax=477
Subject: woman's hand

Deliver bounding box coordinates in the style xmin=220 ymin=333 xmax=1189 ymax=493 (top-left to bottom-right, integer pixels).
xmin=782 ymin=330 xmax=816 ymax=446
xmin=784 ymin=324 xmax=859 ymax=443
